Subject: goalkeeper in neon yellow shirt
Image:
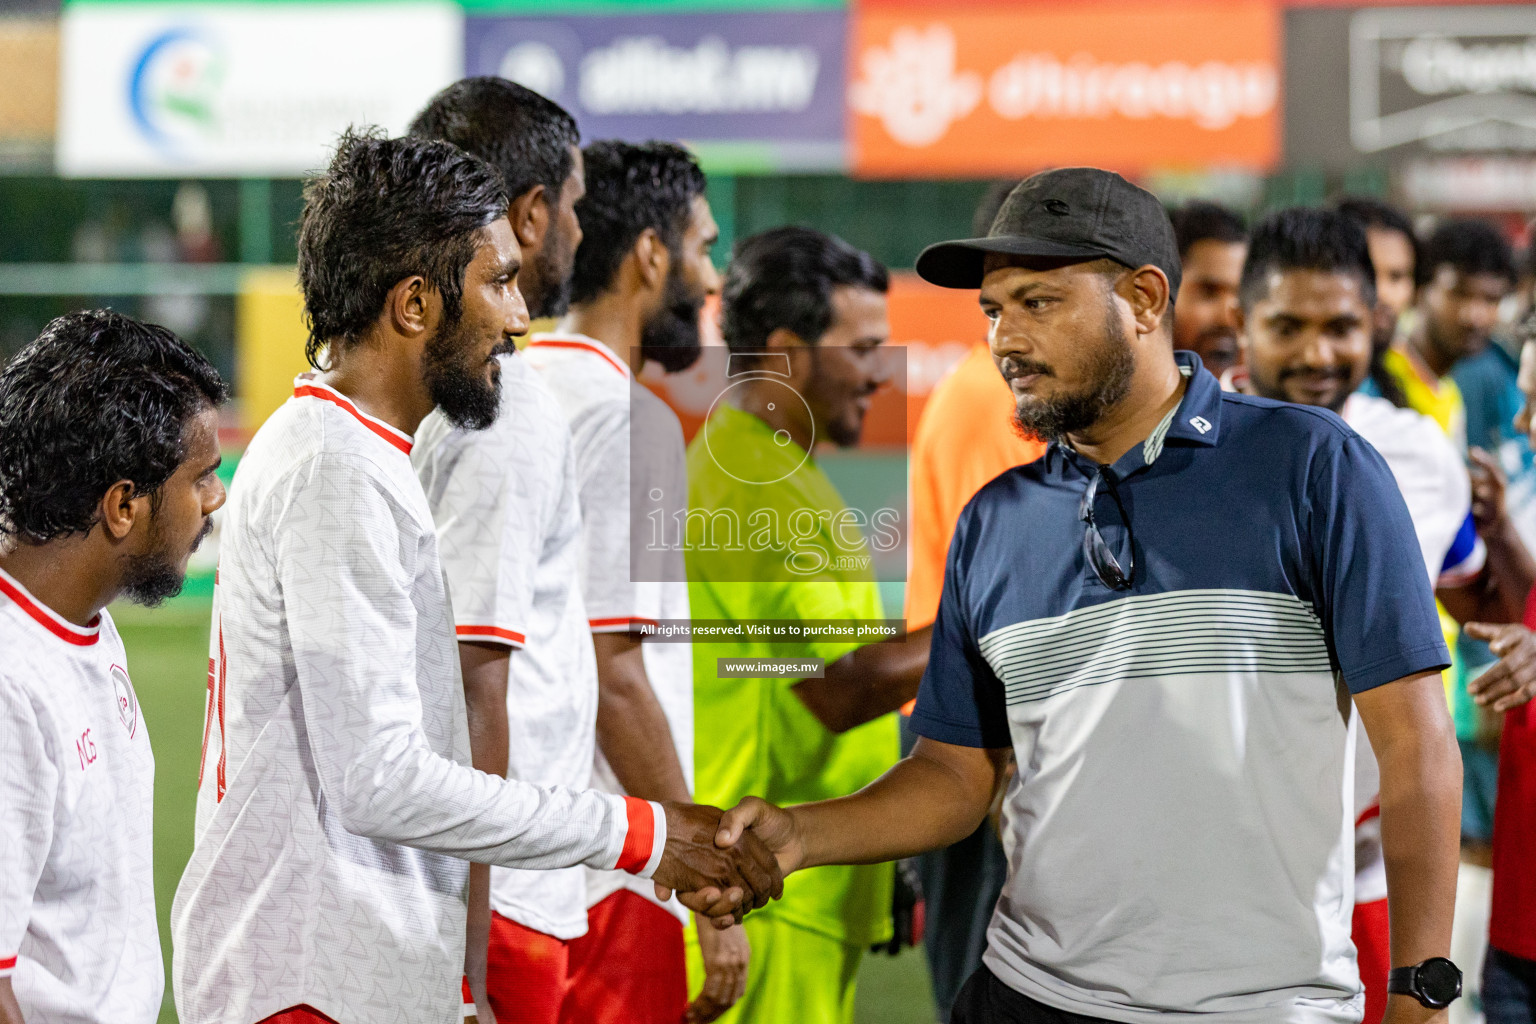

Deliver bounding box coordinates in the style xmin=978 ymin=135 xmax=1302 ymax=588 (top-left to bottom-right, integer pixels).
xmin=683 ymin=227 xmax=931 ymax=1023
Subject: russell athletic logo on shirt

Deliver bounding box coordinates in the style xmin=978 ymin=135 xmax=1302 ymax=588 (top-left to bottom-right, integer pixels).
xmin=111 ymin=663 xmax=139 ymax=738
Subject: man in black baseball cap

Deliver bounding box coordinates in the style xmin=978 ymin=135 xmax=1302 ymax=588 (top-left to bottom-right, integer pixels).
xmin=916 ymin=167 xmax=1184 ymax=449
xmin=916 ymin=167 xmax=1182 ymax=294
xmin=711 ymin=165 xmax=1464 ymax=1024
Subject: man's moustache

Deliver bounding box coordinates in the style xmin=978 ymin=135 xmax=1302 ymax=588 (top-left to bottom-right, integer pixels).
xmin=999 ymin=355 xmax=1051 ymax=379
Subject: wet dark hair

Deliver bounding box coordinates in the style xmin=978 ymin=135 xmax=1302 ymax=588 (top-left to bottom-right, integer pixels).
xmin=721 ymin=226 xmax=889 ymax=352
xmin=1169 ymin=200 xmax=1247 ymax=259
xmin=1336 ymin=196 xmax=1421 ymax=277
xmin=0 ymin=309 xmax=227 ymax=543
xmin=570 ymin=140 xmax=707 ymax=305
xmin=1239 ymin=207 xmax=1378 ymax=311
xmin=297 ymin=127 xmax=509 ymax=368
xmin=1419 ymin=218 xmax=1517 ymax=289
xmin=409 ymin=77 xmax=580 ymax=203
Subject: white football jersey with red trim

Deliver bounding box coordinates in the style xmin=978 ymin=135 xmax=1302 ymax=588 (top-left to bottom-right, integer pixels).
xmin=414 ymin=354 xmax=599 ymax=939
xmin=172 ymin=377 xmax=662 ymax=1024
xmin=0 ymin=570 xmax=160 ymax=1024
xmin=524 ymin=334 xmax=693 ymax=921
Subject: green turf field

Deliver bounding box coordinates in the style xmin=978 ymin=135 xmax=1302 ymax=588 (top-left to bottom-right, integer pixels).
xmin=115 ymin=606 xmax=938 ymax=1024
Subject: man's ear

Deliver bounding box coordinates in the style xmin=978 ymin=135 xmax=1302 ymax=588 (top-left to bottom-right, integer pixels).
xmin=764 ymin=326 xmax=806 ymax=353
xmin=1126 ymin=265 xmax=1172 ymax=337
xmin=508 ymin=186 xmax=549 ymax=250
xmin=99 ymin=480 xmax=145 ymax=543
xmin=385 ymin=274 xmax=435 ymax=339
xmin=1234 ymin=302 xmax=1249 ymax=340
xmin=633 ymin=228 xmax=669 ymax=294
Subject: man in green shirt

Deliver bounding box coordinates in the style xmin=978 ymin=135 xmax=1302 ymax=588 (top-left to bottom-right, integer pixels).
xmin=684 ymin=227 xmax=931 ymax=1023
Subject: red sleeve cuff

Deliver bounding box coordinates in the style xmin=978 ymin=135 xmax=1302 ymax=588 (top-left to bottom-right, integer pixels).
xmin=616 ymin=796 xmax=663 ymax=876
xmin=589 ymin=616 xmax=660 ymax=633
xmin=455 ymin=624 xmax=527 ymax=647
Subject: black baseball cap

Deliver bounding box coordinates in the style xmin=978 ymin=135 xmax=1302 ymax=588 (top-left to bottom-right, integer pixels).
xmin=916 ymin=167 xmax=1182 ymax=295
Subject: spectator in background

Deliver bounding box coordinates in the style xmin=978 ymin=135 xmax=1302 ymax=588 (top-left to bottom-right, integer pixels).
xmin=903 ymin=179 xmax=1044 ymax=1022
xmin=1234 ymin=208 xmax=1536 ymax=1024
xmin=1442 ymin=224 xmax=1536 ymax=549
xmin=687 ymin=227 xmax=927 ymax=1024
xmin=1336 ymin=196 xmax=1418 ymax=408
xmin=1468 ymin=336 xmax=1536 ymax=1024
xmin=1168 ymin=200 xmax=1246 ymax=377
xmin=1373 ymin=216 xmax=1524 ymax=1023
xmin=1377 ymin=219 xmax=1515 ymax=446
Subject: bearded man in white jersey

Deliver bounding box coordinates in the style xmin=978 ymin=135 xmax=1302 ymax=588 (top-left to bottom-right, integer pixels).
xmin=408 ymin=78 xmax=601 ymax=1024
xmin=520 ymin=139 xmax=740 ymax=1024
xmin=170 ymin=129 xmax=781 ymax=1024
xmin=0 ymin=310 xmax=228 ymax=1024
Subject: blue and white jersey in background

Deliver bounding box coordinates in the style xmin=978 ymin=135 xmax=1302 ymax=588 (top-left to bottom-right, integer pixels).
xmin=911 ymin=353 xmax=1449 ymax=1024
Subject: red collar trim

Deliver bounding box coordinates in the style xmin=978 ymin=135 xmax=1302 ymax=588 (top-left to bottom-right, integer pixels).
xmin=526 ymin=335 xmax=630 ymax=378
xmin=292 ymin=380 xmax=413 ymax=455
xmin=0 ymin=566 xmax=100 ymax=646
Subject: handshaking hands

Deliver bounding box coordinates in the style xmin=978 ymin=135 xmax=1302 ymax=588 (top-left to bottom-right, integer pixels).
xmin=652 ymin=802 xmax=787 ymax=923
xmin=650 ymin=798 xmax=803 ymax=928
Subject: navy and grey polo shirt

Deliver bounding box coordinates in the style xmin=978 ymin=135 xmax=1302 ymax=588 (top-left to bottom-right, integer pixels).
xmin=910 ymin=351 xmax=1448 ymax=1024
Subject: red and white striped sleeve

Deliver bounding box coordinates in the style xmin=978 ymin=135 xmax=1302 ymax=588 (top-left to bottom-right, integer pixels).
xmin=613 ymin=796 xmax=668 ymax=878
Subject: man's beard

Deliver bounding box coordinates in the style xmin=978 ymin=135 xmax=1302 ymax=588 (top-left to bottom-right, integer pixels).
xmin=424 ymin=313 xmax=501 ymax=431
xmin=524 ymin=224 xmax=576 ymax=320
xmin=120 ymin=515 xmax=212 ymax=607
xmin=1009 ymin=297 xmax=1136 ymax=444
xmin=639 ymin=270 xmax=704 ymax=374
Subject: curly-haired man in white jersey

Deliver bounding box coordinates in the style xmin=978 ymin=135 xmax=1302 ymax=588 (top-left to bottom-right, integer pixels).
xmin=0 ymin=310 xmax=229 ymax=1024
xmin=169 ymin=129 xmax=781 ymax=1024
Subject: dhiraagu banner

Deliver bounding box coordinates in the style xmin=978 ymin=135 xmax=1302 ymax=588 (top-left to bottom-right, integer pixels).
xmin=56 ymin=1 xmax=463 ymax=177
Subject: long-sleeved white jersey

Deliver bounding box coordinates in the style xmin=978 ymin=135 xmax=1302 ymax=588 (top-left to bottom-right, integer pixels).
xmin=171 ymin=377 xmax=664 ymax=1024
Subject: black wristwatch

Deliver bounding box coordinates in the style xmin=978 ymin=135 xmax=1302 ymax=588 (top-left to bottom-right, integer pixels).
xmin=1387 ymin=957 xmax=1462 ymax=1009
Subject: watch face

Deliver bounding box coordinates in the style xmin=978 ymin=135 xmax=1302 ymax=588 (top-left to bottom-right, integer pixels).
xmin=1419 ymin=958 xmax=1463 ymax=1005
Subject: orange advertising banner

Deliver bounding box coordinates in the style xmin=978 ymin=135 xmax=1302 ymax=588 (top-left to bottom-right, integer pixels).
xmin=642 ymin=273 xmax=990 ymax=449
xmin=850 ymin=0 xmax=1282 ymax=177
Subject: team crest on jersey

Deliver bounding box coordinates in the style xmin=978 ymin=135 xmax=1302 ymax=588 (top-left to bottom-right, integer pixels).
xmin=110 ymin=664 xmax=138 ymax=738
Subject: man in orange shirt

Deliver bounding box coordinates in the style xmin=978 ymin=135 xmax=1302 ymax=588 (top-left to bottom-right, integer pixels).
xmin=903 ymin=181 xmax=1045 ymax=1019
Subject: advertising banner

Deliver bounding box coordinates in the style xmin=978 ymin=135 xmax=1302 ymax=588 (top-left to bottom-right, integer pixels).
xmin=849 ymin=0 xmax=1281 ymax=178
xmin=57 ymin=2 xmax=462 ymax=177
xmin=463 ymin=9 xmax=846 ymax=170
xmin=1286 ymin=4 xmax=1536 ymax=167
